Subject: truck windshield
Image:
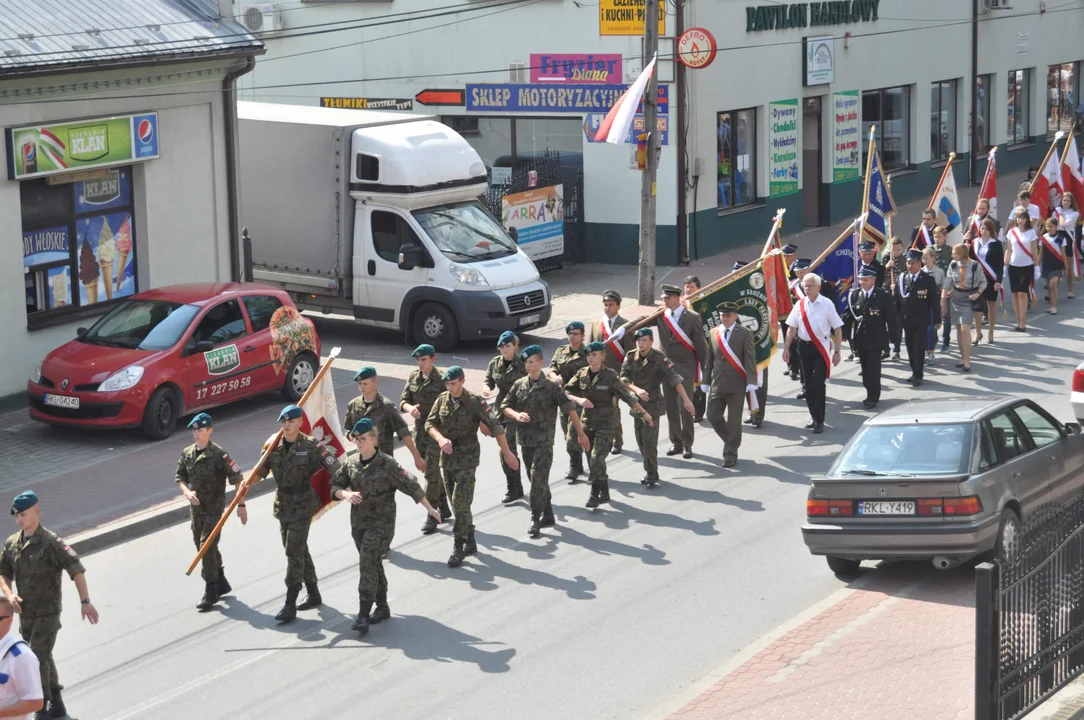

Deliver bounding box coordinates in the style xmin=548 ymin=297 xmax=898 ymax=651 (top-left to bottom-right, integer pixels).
xmin=82 ymin=300 xmax=200 ymax=351
xmin=413 ymin=202 xmax=518 ymax=263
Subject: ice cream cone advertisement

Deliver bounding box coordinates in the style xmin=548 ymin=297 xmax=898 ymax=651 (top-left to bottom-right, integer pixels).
xmin=76 ymin=211 xmax=136 ymax=305
xmin=78 ymin=237 xmax=99 ymax=305
xmin=114 ymin=216 xmax=132 ymax=292
xmin=48 ymin=267 xmax=71 ymax=308
xmin=97 ymin=217 xmax=116 ymax=300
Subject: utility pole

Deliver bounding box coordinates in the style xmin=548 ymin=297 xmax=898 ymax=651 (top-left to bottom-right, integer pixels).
xmin=675 ymin=0 xmax=688 ymax=265
xmin=637 ymin=0 xmax=660 ymax=305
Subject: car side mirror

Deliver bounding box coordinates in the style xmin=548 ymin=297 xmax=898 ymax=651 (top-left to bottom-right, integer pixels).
xmin=1065 ymin=422 xmax=1081 ymax=435
xmin=184 ymin=340 xmax=214 ymax=357
xmin=76 ymin=327 xmax=87 ymax=337
xmin=398 ymin=244 xmax=419 ymax=271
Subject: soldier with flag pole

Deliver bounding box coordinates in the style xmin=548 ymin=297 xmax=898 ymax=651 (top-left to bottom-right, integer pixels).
xmin=704 ymin=302 xmax=758 ymax=467
xmin=653 ymin=284 xmax=708 ymax=455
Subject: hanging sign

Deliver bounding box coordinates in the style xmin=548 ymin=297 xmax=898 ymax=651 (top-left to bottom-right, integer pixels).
xmin=676 ymin=28 xmax=718 ymax=69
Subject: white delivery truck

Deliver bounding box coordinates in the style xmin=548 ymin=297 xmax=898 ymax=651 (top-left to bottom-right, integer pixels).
xmin=237 ymin=101 xmax=551 ymax=351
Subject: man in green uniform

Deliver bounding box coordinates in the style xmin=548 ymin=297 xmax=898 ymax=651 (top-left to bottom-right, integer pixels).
xmin=400 ymin=344 xmax=452 ymax=535
xmin=565 ymin=342 xmax=651 ymax=509
xmin=653 ymin=283 xmax=708 ymax=457
xmin=0 ymin=491 xmax=99 ymax=720
xmin=251 ymin=405 xmax=341 ymax=624
xmin=344 ymin=366 xmax=426 ymax=471
xmin=588 ymin=289 xmax=634 ymax=455
xmin=620 ymin=328 xmax=695 ymax=487
xmin=175 ymin=412 xmax=246 ymax=612
xmin=502 ymin=345 xmax=590 ymax=537
xmin=426 ymin=366 xmax=518 ymax=568
xmin=484 ymin=331 xmax=526 ymax=504
xmin=330 ymin=418 xmax=442 ymax=635
xmin=546 ymin=321 xmax=590 ymax=482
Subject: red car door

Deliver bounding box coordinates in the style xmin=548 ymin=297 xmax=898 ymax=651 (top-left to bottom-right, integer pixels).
xmin=238 ymin=293 xmax=286 ymax=393
xmin=183 ymin=297 xmax=259 ymax=411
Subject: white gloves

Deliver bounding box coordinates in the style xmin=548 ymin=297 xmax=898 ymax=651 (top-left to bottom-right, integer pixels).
xmin=1034 ymin=266 xmax=1042 ymax=280
xmin=612 ymin=326 xmax=626 ymax=341
xmin=700 ymin=384 xmax=710 ymax=394
xmin=745 ymin=384 xmax=758 ymax=392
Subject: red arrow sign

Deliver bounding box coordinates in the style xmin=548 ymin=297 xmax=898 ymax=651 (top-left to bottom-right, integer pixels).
xmin=415 ymin=89 xmax=465 ymax=106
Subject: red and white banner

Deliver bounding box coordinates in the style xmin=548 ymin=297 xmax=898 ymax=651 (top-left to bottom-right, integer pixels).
xmin=976 ymin=147 xmax=998 ymax=225
xmin=594 ymin=54 xmax=657 ymax=145
xmin=1033 ymin=142 xmax=1064 ymax=220
xmin=1062 ymin=135 xmax=1084 ymax=217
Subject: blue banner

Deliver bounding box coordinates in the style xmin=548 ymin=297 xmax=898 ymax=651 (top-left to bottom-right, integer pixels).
xmin=466 ymin=83 xmax=668 ymax=114
xmin=818 ymin=228 xmax=858 ymax=315
xmin=862 ymin=138 xmax=897 ymax=244
xmin=583 ymin=113 xmax=669 ymax=145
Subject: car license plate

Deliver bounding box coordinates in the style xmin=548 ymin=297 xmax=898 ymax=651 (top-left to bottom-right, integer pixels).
xmin=43 ymin=394 xmax=80 ymax=409
xmin=858 ymin=501 xmax=915 ymax=516
xmin=518 ymin=313 xmax=541 ymax=327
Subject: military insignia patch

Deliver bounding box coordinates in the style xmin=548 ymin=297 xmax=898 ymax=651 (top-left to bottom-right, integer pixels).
xmin=323 ymin=454 xmax=336 ymax=467
xmin=57 ymin=538 xmax=77 ymax=558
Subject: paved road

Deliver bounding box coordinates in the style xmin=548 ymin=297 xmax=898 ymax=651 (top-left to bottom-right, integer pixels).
xmin=47 ymin=294 xmax=1084 ymax=719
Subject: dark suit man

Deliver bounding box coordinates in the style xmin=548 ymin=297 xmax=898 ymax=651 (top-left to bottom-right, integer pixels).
xmin=897 ymin=249 xmax=941 ymax=385
xmin=655 ymin=284 xmax=709 ymax=457
xmin=682 ymin=275 xmax=707 ymax=422
xmin=703 ymin=303 xmax=758 ymax=468
xmin=849 ymin=267 xmax=899 ymax=407
xmin=910 ymin=209 xmax=937 ymax=250
xmin=588 ymin=288 xmax=634 ymax=453
xmin=731 ymin=261 xmax=768 ymax=428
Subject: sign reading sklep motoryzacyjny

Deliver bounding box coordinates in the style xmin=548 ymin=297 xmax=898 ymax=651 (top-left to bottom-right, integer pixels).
xmin=466 ymin=84 xmax=668 ymax=114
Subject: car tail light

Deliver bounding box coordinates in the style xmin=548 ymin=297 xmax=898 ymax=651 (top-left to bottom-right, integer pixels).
xmin=943 ymin=496 xmax=983 ymax=516
xmin=1074 ymin=368 xmax=1084 ymax=393
xmin=917 ymin=499 xmax=944 ymax=516
xmin=807 ymin=499 xmax=854 ymax=517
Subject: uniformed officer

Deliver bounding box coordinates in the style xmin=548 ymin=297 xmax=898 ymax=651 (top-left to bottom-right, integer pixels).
xmin=620 ymin=328 xmax=695 ymax=487
xmin=731 ymin=261 xmax=770 ymax=429
xmin=426 ymin=366 xmax=518 ymax=568
xmin=546 ymin=321 xmax=590 ymax=482
xmin=565 ymin=342 xmax=651 ymax=508
xmin=330 ymin=418 xmax=441 ymax=635
xmin=400 ymin=344 xmax=452 ymax=535
xmin=175 ymin=412 xmax=246 ymax=612
xmin=0 ymin=491 xmax=99 ymax=720
xmin=344 ymin=366 xmax=426 ymax=470
xmin=251 ymin=405 xmax=341 ymax=624
xmin=682 ymin=275 xmax=708 ymax=422
xmin=588 ymin=289 xmax=635 ymax=454
xmin=502 ymin=345 xmax=590 ymax=537
xmin=704 ymin=303 xmax=759 ymax=467
xmin=883 ymin=237 xmax=907 ymax=360
xmin=652 ymin=284 xmax=708 ymax=456
xmin=484 ymin=331 xmax=526 ymax=504
xmin=849 ymin=266 xmax=899 ymax=408
xmin=897 ymin=248 xmax=941 ymax=386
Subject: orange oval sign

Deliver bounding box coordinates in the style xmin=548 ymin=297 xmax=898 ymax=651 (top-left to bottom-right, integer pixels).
xmin=677 ymin=27 xmax=718 ymax=69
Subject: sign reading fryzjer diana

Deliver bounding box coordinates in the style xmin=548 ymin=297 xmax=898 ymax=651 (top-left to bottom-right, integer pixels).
xmin=530 ymin=54 xmax=623 ymax=84
xmin=584 ymin=114 xmax=670 ymax=145
xmin=467 ymin=84 xmax=668 ymax=114
xmin=6 ymin=112 xmax=159 ymax=181
xmin=769 ymin=100 xmax=799 ymax=197
xmin=501 ymin=185 xmax=564 ymax=261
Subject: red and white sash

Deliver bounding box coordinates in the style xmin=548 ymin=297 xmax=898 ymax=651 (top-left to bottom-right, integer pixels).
xmin=598 ymin=317 xmax=626 ymax=362
xmin=914 ymin=225 xmax=932 ymax=249
xmin=789 ymin=278 xmax=806 ymax=301
xmin=971 ymin=214 xmax=986 ymax=237
xmin=1054 ymin=209 xmax=1082 ymax=278
xmin=661 ymin=309 xmax=702 ymax=383
xmin=798 ymin=298 xmax=832 ymax=379
xmin=1007 ymin=228 xmax=1036 ymax=263
xmin=970 ymin=238 xmax=1001 ymax=301
xmin=714 ymin=327 xmax=758 ymax=411
xmin=1040 ymin=233 xmax=1064 ymax=262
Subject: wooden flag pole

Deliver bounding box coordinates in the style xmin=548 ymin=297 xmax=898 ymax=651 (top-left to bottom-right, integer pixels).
xmin=1059 ymin=128 xmax=1076 ymax=166
xmin=185 ymin=347 xmax=342 ymax=576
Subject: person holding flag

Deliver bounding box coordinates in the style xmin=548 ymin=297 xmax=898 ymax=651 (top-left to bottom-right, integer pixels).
xmin=848 ymin=266 xmax=898 ymax=408
xmin=784 ymin=260 xmax=812 ymax=383
xmin=1060 ymin=131 xmax=1084 ymax=294
xmin=911 ymin=210 xmax=937 ymax=250
xmin=782 ymin=274 xmax=844 ymax=435
xmin=1005 ymin=210 xmax=1040 ymax=331
xmin=970 ymin=218 xmax=1005 ymax=345
xmin=654 ymin=284 xmax=709 ymax=453
xmin=682 ymin=275 xmax=708 ymax=422
xmin=703 ymin=303 xmax=758 ymax=467
xmin=1054 ymin=193 xmax=1080 ymax=297
xmin=1031 ymin=134 xmax=1065 ymax=220
xmin=588 ymin=289 xmax=634 ymax=455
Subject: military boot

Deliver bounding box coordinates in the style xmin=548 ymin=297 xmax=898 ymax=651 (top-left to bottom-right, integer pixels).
xmin=196 ymin=581 xmax=220 ymax=611
xmin=565 ymin=452 xmax=583 ymax=482
xmin=501 ymin=471 xmax=524 ymax=504
xmin=216 ymin=569 xmax=232 ymax=597
xmin=439 ymin=496 xmax=453 ymax=523
xmin=34 ymin=711 xmax=48 ymax=720
xmin=369 ymin=590 xmax=391 ymax=624
xmin=275 ymin=587 xmax=300 ymax=624
xmin=600 ymin=480 xmax=612 ymax=504
xmin=421 ymin=514 xmax=439 ymax=535
xmin=539 ymin=500 xmax=556 ymax=527
xmin=48 ymin=688 xmax=66 ymax=719
xmin=464 ymin=527 xmax=478 ymax=555
xmin=352 ymin=601 xmax=373 ymax=634
xmin=585 ymin=484 xmax=600 ymax=509
xmin=645 ymin=472 xmax=660 ymax=489
xmin=447 ymin=539 xmax=466 ymax=568
xmin=528 ymin=516 xmax=542 ymax=538
xmin=297 ymin=583 xmax=322 ymax=611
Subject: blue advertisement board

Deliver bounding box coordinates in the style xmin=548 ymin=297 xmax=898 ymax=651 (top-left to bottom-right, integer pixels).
xmin=584 ymin=113 xmax=669 ymax=145
xmin=466 ymin=83 xmax=668 ymax=114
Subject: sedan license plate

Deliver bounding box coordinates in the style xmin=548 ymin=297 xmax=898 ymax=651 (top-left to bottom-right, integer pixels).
xmin=518 ymin=313 xmax=541 ymax=327
xmin=858 ymin=501 xmax=915 ymax=516
xmin=43 ymin=394 xmax=80 ymax=409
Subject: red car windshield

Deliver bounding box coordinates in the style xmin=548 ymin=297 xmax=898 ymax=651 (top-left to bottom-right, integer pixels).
xmin=82 ymin=299 xmax=200 ymax=351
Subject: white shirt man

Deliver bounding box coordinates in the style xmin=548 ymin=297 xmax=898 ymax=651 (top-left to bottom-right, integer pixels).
xmin=0 ymin=598 xmax=43 ymax=719
xmin=782 ymin=273 xmax=844 ymax=434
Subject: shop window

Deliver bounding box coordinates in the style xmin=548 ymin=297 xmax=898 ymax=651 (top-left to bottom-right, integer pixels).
xmin=717 ymin=108 xmax=756 ymax=209
xmin=862 ymin=86 xmax=910 ymax=171
xmin=1008 ymin=69 xmax=1031 ymax=145
xmin=22 ymin=167 xmax=137 ymax=323
xmin=1047 ymin=62 xmax=1079 ymax=136
xmin=975 ymin=74 xmax=993 ymax=155
xmin=930 ymin=80 xmax=957 ymax=162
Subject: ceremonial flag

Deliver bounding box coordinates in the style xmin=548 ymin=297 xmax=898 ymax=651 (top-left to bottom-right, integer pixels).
xmin=1061 ymin=133 xmax=1084 ymax=214
xmin=687 ymin=262 xmax=775 ymax=372
xmin=976 ymin=147 xmax=998 ymax=222
xmin=861 ymin=128 xmax=897 ymax=246
xmin=762 ymin=250 xmax=792 ymax=345
xmin=818 ymin=223 xmax=860 ymax=317
xmin=595 ymin=54 xmax=657 ymax=145
xmin=1031 ymin=133 xmax=1065 ymax=220
xmin=929 ymin=162 xmax=963 ymax=246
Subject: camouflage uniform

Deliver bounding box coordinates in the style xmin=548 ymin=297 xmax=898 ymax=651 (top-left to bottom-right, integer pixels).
xmin=254 ymin=434 xmax=340 ymax=591
xmin=620 ymin=348 xmax=684 ymax=476
xmin=0 ymin=526 xmax=85 ymax=705
xmin=501 ymin=374 xmax=576 ymax=521
xmin=175 ymin=441 xmax=243 ymax=583
xmin=425 ymin=390 xmax=505 ymax=542
xmin=565 ymin=365 xmax=639 ymax=500
xmin=484 ymin=354 xmax=526 ymax=489
xmin=344 ymin=392 xmax=410 ymax=456
xmin=400 ymin=368 xmax=447 ymax=509
xmin=329 ymin=452 xmax=425 ymax=606
xmin=548 ymin=344 xmax=589 ymax=468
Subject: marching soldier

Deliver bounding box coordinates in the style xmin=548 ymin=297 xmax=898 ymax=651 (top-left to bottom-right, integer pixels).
xmin=682 ymin=275 xmax=707 ymax=422
xmin=588 ymin=289 xmax=635 ymax=454
xmin=565 ymin=342 xmax=651 ymax=509
xmin=883 ymin=237 xmax=907 ymax=360
xmin=426 ymin=366 xmax=518 ymax=568
xmin=175 ymin=412 xmax=245 ymax=612
xmin=251 ymin=404 xmax=342 ymax=624
xmin=330 ymin=418 xmax=442 ymax=635
xmin=897 ymin=248 xmax=941 ymax=387
xmin=400 ymin=344 xmax=452 ymax=535
xmin=732 ymin=261 xmax=770 ymax=429
xmin=502 ymin=345 xmax=590 ymax=537
xmin=620 ymin=328 xmax=695 ymax=487
xmin=0 ymin=491 xmax=99 ymax=720
xmin=547 ymin=321 xmax=590 ymax=482
xmin=654 ymin=284 xmax=708 ymax=457
xmin=344 ymin=366 xmax=426 ymax=470
xmin=484 ymin=331 xmax=526 ymax=504
xmin=849 ymin=266 xmax=899 ymax=408
xmin=704 ymin=303 xmax=758 ymax=467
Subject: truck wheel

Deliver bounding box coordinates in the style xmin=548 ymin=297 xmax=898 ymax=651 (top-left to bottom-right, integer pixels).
xmin=141 ymin=387 xmax=178 ymax=440
xmin=412 ymin=303 xmax=458 ymax=352
xmin=826 ymin=556 xmax=861 ymax=578
xmin=283 ymin=352 xmax=316 ymax=401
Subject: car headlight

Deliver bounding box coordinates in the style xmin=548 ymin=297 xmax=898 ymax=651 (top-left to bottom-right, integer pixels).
xmin=30 ymin=363 xmax=42 ymax=384
xmin=449 ymin=262 xmax=490 ymax=287
xmin=98 ymin=366 xmax=144 ymax=392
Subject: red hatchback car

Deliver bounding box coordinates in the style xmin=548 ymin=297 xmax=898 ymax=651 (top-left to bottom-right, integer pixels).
xmin=27 ymin=283 xmax=322 ymax=439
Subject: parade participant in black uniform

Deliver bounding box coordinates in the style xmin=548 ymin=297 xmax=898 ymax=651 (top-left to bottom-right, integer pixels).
xmin=851 ymin=241 xmax=886 ymax=361
xmin=897 ymin=249 xmax=941 ymax=386
xmin=849 ymin=266 xmax=898 ymax=408
xmin=882 ymin=237 xmax=907 ymax=359
xmin=682 ymin=275 xmax=708 ymax=422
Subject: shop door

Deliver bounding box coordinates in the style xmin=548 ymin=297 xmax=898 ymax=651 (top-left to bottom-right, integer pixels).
xmin=802 ymin=98 xmax=824 ymax=228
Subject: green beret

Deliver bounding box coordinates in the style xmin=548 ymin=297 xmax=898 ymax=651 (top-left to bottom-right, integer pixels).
xmin=602 ymin=289 xmax=622 ymax=303
xmin=10 ymin=491 xmax=38 ymax=516
xmin=353 ymin=366 xmax=377 ymax=381
xmin=497 ymin=331 xmax=516 ymax=347
xmin=351 ymin=418 xmax=375 ymax=436
xmin=520 ymin=344 xmax=543 ymax=360
xmin=278 ymin=404 xmax=303 ymax=422
xmin=412 ymin=344 xmax=436 ymax=358
xmin=586 ymin=341 xmax=606 ymax=353
xmin=634 ymin=327 xmax=652 ymax=339
xmin=442 ymin=365 xmax=465 ymax=381
xmin=187 ymin=412 xmax=212 ymax=429
xmin=566 ymin=321 xmax=585 ymax=333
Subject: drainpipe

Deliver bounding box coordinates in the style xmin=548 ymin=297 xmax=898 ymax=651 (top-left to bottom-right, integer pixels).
xmin=223 ymin=55 xmax=256 ymax=282
xmin=969 ymin=0 xmax=979 ymax=186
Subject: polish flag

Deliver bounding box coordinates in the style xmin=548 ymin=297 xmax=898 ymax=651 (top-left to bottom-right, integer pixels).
xmin=1032 ymin=136 xmax=1065 ymax=220
xmin=1061 ymin=135 xmax=1084 ymax=214
xmin=594 ymin=54 xmax=657 ymax=145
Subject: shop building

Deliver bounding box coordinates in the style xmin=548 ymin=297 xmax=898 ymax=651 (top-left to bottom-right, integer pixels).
xmin=0 ymin=0 xmax=262 ymax=398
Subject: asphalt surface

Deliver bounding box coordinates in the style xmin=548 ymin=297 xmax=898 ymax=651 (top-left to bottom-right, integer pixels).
xmin=49 ymin=295 xmax=1084 ymax=720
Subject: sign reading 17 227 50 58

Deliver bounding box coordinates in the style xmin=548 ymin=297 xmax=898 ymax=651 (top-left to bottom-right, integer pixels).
xmin=5 ymin=112 xmax=160 ymax=181
xmin=599 ymin=0 xmax=666 ymax=36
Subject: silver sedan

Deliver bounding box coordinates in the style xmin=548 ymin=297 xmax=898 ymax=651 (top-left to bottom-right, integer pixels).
xmin=801 ymin=397 xmax=1084 ymax=576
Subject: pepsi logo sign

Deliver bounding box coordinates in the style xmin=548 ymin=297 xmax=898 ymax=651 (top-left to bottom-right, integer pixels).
xmin=137 ymin=119 xmax=154 ymax=144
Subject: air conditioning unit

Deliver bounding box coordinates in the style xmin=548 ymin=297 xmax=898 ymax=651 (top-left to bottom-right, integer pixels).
xmin=508 ymin=62 xmax=528 ymax=84
xmin=985 ymin=0 xmax=1012 ymax=9
xmin=241 ymin=4 xmax=284 ymax=34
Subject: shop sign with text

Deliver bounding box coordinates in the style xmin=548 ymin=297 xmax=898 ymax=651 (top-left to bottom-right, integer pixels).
xmin=769 ymin=100 xmax=799 ymax=197
xmin=6 ymin=112 xmax=159 ymax=180
xmin=746 ymin=0 xmax=880 ymax=32
xmin=599 ymin=0 xmax=665 ymax=36
xmin=530 ymin=54 xmax=622 ymax=84
xmin=466 ymin=83 xmax=668 ymax=114
xmin=320 ymin=97 xmax=413 ymax=111
xmin=832 ymin=90 xmax=861 ymax=183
